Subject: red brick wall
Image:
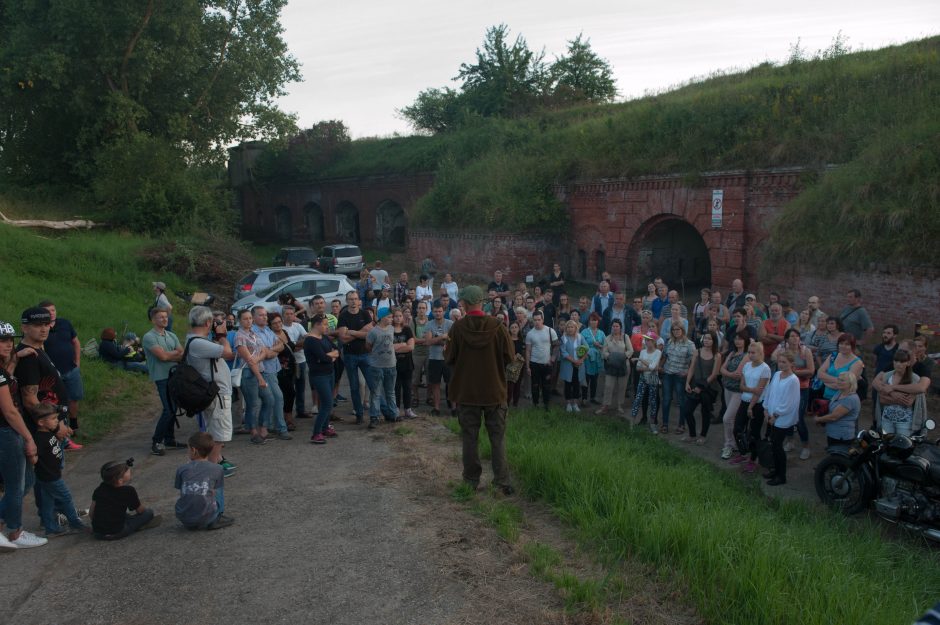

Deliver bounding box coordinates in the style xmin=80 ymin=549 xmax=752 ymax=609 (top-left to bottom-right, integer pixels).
xmin=765 ymin=265 xmax=940 ymax=339
xmin=408 ymin=231 xmax=560 ymax=285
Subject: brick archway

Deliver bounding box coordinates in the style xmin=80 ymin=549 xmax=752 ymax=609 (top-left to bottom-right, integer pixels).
xmin=625 ymin=215 xmax=713 ymax=296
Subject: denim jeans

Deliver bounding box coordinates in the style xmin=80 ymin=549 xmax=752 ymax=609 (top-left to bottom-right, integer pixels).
xmin=152 ymin=378 xmax=177 ymax=444
xmin=0 ymin=427 xmax=27 ymax=531
xmin=262 ymin=371 xmax=286 ymax=433
xmin=36 ymin=478 xmax=83 ymax=533
xmin=309 ymin=373 xmax=334 ymax=436
xmin=294 ymin=361 xmax=308 ymax=415
xmin=241 ymin=369 xmax=266 ymax=430
xmin=368 ymin=366 xmax=399 ymax=421
xmin=343 ymin=352 xmax=372 ymax=419
xmin=661 ymin=373 xmax=686 ymax=428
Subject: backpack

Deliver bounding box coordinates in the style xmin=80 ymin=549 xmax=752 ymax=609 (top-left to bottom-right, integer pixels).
xmin=167 ymin=337 xmax=219 ymax=417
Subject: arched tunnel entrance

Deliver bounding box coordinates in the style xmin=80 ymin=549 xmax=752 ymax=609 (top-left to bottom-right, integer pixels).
xmin=627 ymin=217 xmax=712 ymax=295
xmin=375 ymin=200 xmax=406 ymax=249
xmin=335 ymin=201 xmax=361 ymax=245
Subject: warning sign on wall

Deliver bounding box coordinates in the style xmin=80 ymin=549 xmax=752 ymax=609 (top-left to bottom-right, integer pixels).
xmin=711 ymin=190 xmax=723 ymax=229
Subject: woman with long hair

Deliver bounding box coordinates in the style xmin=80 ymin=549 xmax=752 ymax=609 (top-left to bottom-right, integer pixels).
xmin=598 ymin=319 xmax=632 ymax=416
xmin=559 ymin=320 xmax=587 ymax=413
xmin=772 ymin=329 xmax=815 ymax=460
xmin=682 ymin=330 xmax=722 ymax=444
xmin=719 ymin=330 xmax=750 ymax=459
xmin=730 ymin=342 xmax=771 ymax=473
xmin=269 ymin=312 xmax=297 ymax=432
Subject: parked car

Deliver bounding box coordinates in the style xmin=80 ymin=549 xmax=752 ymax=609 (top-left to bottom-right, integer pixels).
xmin=233 ymin=267 xmax=322 ymax=303
xmin=231 ymin=274 xmax=355 ymax=315
xmin=317 ymin=244 xmax=365 ymax=277
xmin=272 ymin=247 xmax=318 ymax=267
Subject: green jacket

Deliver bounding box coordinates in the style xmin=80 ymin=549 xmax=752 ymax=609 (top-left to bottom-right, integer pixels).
xmin=445 ymin=314 xmax=513 ymax=406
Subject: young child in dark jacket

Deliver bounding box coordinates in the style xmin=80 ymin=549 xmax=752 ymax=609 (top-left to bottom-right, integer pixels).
xmin=31 ymin=403 xmax=88 ymax=537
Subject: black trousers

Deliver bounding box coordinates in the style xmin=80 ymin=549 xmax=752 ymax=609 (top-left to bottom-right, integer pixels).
xmin=770 ymin=425 xmax=789 ymax=480
xmin=734 ymin=401 xmax=765 ymax=460
xmin=530 ymin=362 xmax=552 ymax=407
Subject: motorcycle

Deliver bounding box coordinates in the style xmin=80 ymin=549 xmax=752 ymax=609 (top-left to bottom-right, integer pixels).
xmin=815 ymin=419 xmax=940 ymax=541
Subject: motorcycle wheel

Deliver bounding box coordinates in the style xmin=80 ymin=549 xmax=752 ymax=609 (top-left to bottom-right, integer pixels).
xmin=814 ymin=455 xmax=869 ymax=515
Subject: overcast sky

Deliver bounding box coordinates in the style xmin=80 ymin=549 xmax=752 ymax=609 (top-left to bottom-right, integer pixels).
xmin=276 ymin=0 xmax=939 ymax=138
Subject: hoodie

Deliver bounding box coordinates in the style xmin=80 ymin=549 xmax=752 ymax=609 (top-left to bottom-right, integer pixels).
xmin=445 ymin=314 xmax=514 ymax=406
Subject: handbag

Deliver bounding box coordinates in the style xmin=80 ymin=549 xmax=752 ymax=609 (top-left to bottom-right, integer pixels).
xmin=605 ymin=351 xmax=628 ymax=377
xmin=231 ymin=365 xmax=244 ymax=388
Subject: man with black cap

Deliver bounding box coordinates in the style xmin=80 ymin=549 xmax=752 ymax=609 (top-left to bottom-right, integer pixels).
xmin=39 ymin=300 xmax=84 ymax=450
xmin=445 ymin=285 xmax=515 ymax=495
xmin=15 ymin=307 xmax=70 ymax=429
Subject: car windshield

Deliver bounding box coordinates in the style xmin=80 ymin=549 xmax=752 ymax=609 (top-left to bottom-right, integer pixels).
xmin=335 ymin=247 xmax=359 ymax=258
xmin=291 ymin=250 xmax=317 ymax=262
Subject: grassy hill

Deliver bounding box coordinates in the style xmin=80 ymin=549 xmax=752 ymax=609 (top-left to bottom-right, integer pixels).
xmin=256 ymin=36 xmax=940 ymax=270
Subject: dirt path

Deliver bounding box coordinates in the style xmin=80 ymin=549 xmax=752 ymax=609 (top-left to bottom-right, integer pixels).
xmin=3 ymin=385 xmax=703 ymax=625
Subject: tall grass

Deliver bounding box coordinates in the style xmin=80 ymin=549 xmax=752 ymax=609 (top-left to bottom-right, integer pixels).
xmin=0 ymin=224 xmax=196 ymax=440
xmin=503 ymin=408 xmax=940 ymax=625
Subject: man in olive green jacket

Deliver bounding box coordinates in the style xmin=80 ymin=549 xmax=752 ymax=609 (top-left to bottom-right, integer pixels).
xmin=445 ymin=285 xmax=515 ymax=494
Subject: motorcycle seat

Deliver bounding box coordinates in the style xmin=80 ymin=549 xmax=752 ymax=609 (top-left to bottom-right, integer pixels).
xmin=913 ymin=445 xmax=940 ymax=482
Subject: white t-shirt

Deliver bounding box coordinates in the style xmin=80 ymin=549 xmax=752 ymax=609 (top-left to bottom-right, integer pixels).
xmin=525 ymin=326 xmax=557 ymax=365
xmin=638 ymin=348 xmax=662 ymax=372
xmin=442 ymin=280 xmax=459 ymax=301
xmin=416 ymin=285 xmax=434 ymax=302
xmin=284 ymin=322 xmax=307 ymax=365
xmin=741 ymin=361 xmax=772 ymax=402
xmin=370 ymin=269 xmax=389 ymax=288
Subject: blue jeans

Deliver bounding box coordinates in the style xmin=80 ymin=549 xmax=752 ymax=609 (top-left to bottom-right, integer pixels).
xmin=152 ymin=379 xmax=176 ymax=444
xmin=294 ymin=362 xmax=308 ymax=415
xmin=343 ymin=352 xmax=372 ymax=419
xmin=368 ymin=366 xmax=399 ymax=421
xmin=0 ymin=427 xmax=28 ymax=532
xmin=241 ymin=369 xmax=264 ymax=430
xmin=262 ymin=371 xmax=286 ymax=433
xmin=310 ymin=373 xmax=334 ymax=436
xmin=661 ymin=373 xmax=686 ymax=428
xmin=37 ymin=478 xmax=83 ymax=533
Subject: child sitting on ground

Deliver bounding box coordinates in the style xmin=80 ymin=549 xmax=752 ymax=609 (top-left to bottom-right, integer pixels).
xmin=174 ymin=432 xmax=233 ymax=530
xmin=31 ymin=403 xmax=88 ymax=537
xmin=91 ymin=457 xmax=160 ymax=540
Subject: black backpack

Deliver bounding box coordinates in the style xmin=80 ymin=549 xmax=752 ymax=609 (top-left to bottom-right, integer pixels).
xmin=167 ymin=337 xmax=219 ymax=417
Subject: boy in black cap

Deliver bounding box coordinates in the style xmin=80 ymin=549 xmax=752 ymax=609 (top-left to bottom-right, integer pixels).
xmin=30 ymin=403 xmax=88 ymax=537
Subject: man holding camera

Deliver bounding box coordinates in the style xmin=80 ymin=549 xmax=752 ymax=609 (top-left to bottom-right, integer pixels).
xmin=185 ymin=306 xmax=235 ymax=474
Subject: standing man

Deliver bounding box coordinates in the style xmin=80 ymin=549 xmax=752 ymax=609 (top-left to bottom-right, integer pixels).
xmin=592 ymin=281 xmax=614 ymax=318
xmin=338 ymin=291 xmax=374 ymax=424
xmin=650 ymin=285 xmax=670 ymax=320
xmin=601 ymin=292 xmax=632 ymax=335
xmin=488 ymin=270 xmax=510 ymax=302
xmin=807 ymin=296 xmax=827 ymax=328
xmin=525 ymin=311 xmax=557 ymax=410
xmin=184 ymin=306 xmax=235 ymax=473
xmin=369 ymin=260 xmax=389 ymax=292
xmin=725 ymin=279 xmax=747 ymax=312
xmin=416 ymin=274 xmax=434 ymax=306
xmin=425 ymin=303 xmax=453 ymax=417
xmin=365 ymin=308 xmax=399 ymax=429
xmin=39 ymin=300 xmax=83 ymax=449
xmin=546 ymin=262 xmax=565 ymax=306
xmin=282 ymin=305 xmax=310 ymax=420
xmin=250 ymin=307 xmax=290 ymax=440
xmin=394 ymin=272 xmax=410 ymax=304
xmin=445 ymin=285 xmax=514 ymax=495
xmin=840 ymin=289 xmax=875 ymax=347
xmin=142 ymin=308 xmax=186 ymax=455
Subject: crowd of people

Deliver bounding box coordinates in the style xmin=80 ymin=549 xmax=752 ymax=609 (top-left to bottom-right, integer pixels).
xmin=0 ymin=261 xmax=934 ymax=553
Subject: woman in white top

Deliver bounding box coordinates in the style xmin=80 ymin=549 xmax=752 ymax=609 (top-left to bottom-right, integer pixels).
xmin=730 ymin=342 xmax=772 ymax=473
xmin=762 ymin=351 xmax=801 ymax=485
xmin=631 ymin=334 xmax=662 ymax=432
xmin=441 ymin=273 xmax=459 ymax=302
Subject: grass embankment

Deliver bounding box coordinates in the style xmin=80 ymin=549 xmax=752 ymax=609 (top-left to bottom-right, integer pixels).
xmin=0 ymin=224 xmax=197 ymax=441
xmin=257 ymin=36 xmax=940 ymax=269
xmin=447 ymin=409 xmax=940 ymax=622
xmin=488 ymin=409 xmax=940 ymax=625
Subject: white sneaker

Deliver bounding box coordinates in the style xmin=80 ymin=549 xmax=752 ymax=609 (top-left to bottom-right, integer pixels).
xmin=565 ymin=404 xmax=573 ymax=412
xmin=573 ymin=404 xmax=581 ymax=413
xmin=799 ymin=447 xmax=811 ymax=460
xmin=406 ymin=409 xmax=417 ymax=418
xmin=783 ymin=440 xmax=795 ymax=452
xmin=12 ymin=530 xmax=47 ymax=549
xmin=0 ymin=532 xmax=17 ymax=551
xmin=720 ymin=446 xmax=733 ymax=460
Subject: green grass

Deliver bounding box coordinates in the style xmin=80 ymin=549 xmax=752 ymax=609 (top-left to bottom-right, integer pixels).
xmin=501 ymin=408 xmax=940 ymax=625
xmin=392 ymin=425 xmax=414 ymax=437
xmin=0 ymin=223 xmax=196 ymax=440
xmin=473 ymin=497 xmax=523 ymax=542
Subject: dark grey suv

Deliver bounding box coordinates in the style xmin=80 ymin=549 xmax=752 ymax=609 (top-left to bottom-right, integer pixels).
xmin=317 ymin=244 xmax=365 ymax=277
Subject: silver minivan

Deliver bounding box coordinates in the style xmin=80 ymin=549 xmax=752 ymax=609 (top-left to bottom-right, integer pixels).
xmin=317 ymin=244 xmax=365 ymax=277
xmin=231 ymin=274 xmax=355 ymax=315
xmin=233 ymin=267 xmax=322 ymax=303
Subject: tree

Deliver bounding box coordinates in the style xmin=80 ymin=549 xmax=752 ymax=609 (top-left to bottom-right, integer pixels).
xmin=399 ymin=87 xmax=462 ymax=134
xmin=550 ymin=34 xmax=617 ymax=105
xmin=0 ymin=0 xmax=300 ymax=219
xmin=455 ymin=24 xmax=549 ymax=119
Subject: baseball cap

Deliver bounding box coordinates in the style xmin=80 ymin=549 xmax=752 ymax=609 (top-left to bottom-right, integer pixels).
xmin=745 ymin=293 xmax=756 ymax=300
xmin=458 ymin=285 xmax=484 ymax=306
xmin=21 ymin=307 xmax=52 ymax=325
xmin=153 ymin=281 xmax=166 ymax=290
xmin=377 ymin=307 xmax=391 ymax=321
xmin=642 ymin=332 xmax=659 ymax=341
xmin=0 ymin=321 xmax=20 ymax=339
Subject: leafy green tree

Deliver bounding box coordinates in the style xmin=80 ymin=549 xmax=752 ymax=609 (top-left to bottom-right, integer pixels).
xmin=0 ymin=0 xmax=299 ymax=228
xmin=455 ymin=24 xmax=549 ymax=119
xmin=550 ymin=34 xmax=617 ymax=104
xmin=398 ymin=87 xmax=463 ymax=134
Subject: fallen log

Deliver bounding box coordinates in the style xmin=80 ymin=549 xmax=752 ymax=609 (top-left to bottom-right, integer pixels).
xmin=0 ymin=210 xmax=105 ymax=230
